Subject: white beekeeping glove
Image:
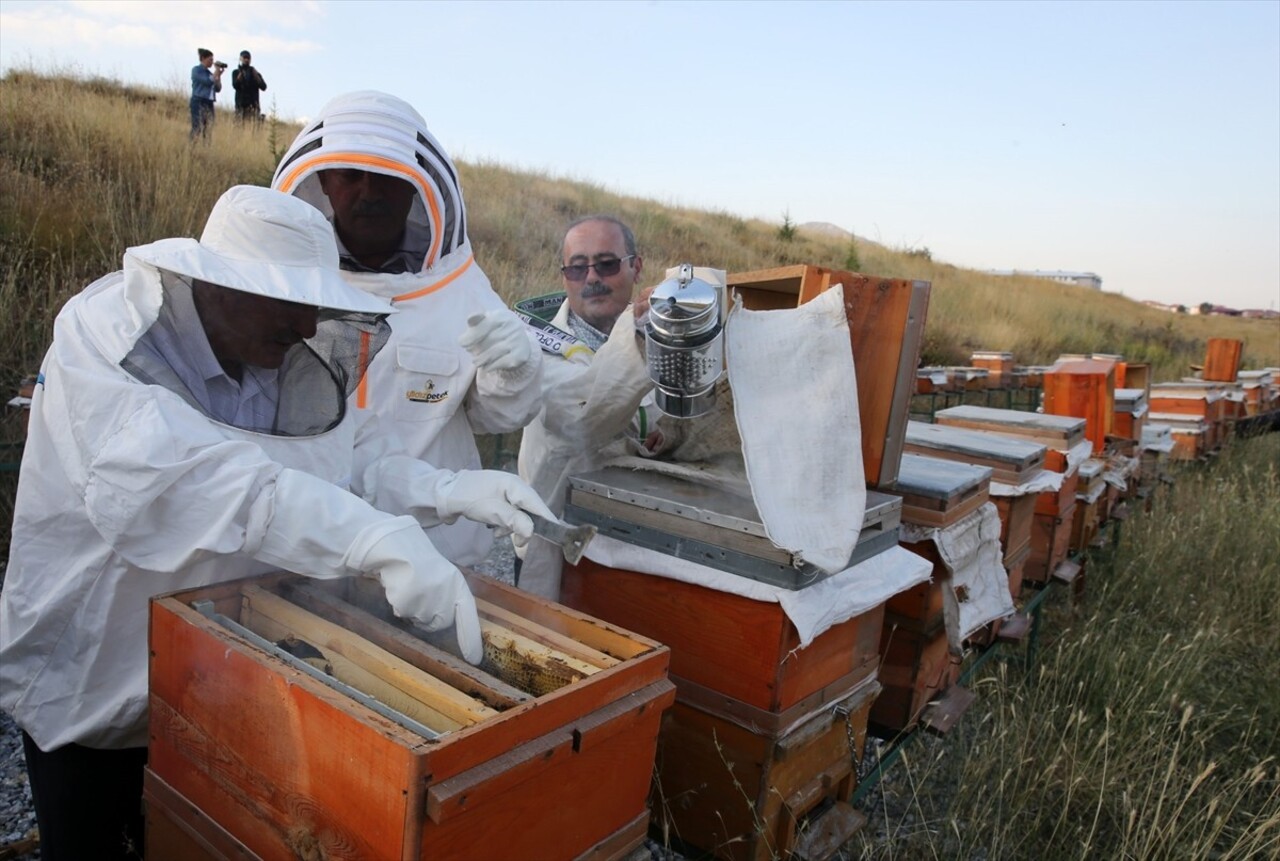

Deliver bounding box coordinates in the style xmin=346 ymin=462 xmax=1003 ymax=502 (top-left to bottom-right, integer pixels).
xmin=343 ymin=516 xmax=484 ymax=664
xmin=434 ymin=470 xmax=555 ymax=541
xmin=247 ymin=469 xmax=484 ymax=664
xmin=458 ymin=309 xmax=535 ymax=372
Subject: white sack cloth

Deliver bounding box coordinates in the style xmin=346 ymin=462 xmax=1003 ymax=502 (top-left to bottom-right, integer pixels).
xmin=724 ymin=285 xmax=865 ymax=572
xmin=1103 ymin=454 xmax=1140 ymax=490
xmin=1065 ymin=438 xmax=1095 ymax=474
xmin=990 ymin=467 xmax=1063 ymax=497
xmin=584 ymin=536 xmax=930 ymax=648
xmin=899 ymin=503 xmax=1014 ymax=651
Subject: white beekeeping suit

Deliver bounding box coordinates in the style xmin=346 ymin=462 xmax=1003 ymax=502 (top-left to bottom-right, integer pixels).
xmin=0 ymin=186 xmax=552 ymax=753
xmin=272 ymin=91 xmax=543 ymax=567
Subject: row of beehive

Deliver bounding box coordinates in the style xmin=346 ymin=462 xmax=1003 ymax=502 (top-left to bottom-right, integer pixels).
xmin=143 ymin=273 xmax=1273 ymax=861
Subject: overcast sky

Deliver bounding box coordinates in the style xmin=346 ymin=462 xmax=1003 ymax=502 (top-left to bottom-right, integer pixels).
xmin=2 ymin=0 xmax=1277 ymax=311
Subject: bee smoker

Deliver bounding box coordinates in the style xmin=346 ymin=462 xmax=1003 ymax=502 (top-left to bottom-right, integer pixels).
xmin=645 ymin=263 xmax=725 ymax=418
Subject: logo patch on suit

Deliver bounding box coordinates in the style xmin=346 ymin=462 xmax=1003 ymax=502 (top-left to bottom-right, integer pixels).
xmin=406 ymin=380 xmax=450 ymax=404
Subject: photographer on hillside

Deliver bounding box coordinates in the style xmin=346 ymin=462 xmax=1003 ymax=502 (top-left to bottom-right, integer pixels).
xmin=231 ymin=50 xmax=267 ymax=124
xmin=189 ymin=48 xmax=223 ymax=142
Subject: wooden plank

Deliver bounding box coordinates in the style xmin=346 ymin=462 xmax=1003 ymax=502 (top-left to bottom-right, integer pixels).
xmin=1203 ymin=338 xmax=1243 ymax=382
xmin=239 ymin=587 xmax=472 ymax=732
xmin=475 ymin=598 xmax=619 ymax=670
xmin=464 ymin=573 xmax=655 ymax=662
xmin=920 ymin=683 xmax=975 ymax=736
xmin=426 ymin=681 xmax=670 ymax=824
xmin=242 ymin=585 xmax=501 ymax=726
xmin=280 ymin=579 xmax=531 ymax=710
xmin=790 ymin=802 xmax=867 ymax=861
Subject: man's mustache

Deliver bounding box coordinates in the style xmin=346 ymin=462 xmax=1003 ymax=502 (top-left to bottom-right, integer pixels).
xmin=351 ymin=200 xmax=395 ymax=218
xmin=580 ymin=283 xmax=612 ymax=298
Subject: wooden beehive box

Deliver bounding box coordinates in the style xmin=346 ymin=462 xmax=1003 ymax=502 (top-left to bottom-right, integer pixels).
xmin=1042 ymin=359 xmax=1116 ymax=454
xmin=148 ymin=572 xmax=674 ymax=861
xmin=726 ymin=265 xmax=930 ymax=488
xmin=992 ymin=492 xmax=1036 ymax=565
xmin=561 ymin=559 xmax=883 ymax=716
xmin=1004 ymin=541 xmax=1032 ymax=602
xmin=654 ymin=676 xmax=880 ymax=861
xmin=1113 ymin=389 xmax=1148 ymax=442
xmin=903 ymin=420 xmax=1046 ymax=484
xmin=933 ymin=405 xmax=1085 ymax=472
xmin=1025 ymin=502 xmax=1076 ymax=585
xmin=1203 ymin=338 xmax=1243 ymax=382
xmin=870 ymin=619 xmax=959 ymax=737
xmin=971 ymin=350 xmax=1015 ymax=386
xmin=889 ymin=453 xmax=992 ymax=528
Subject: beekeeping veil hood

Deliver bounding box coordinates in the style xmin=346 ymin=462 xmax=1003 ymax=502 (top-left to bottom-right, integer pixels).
xmin=117 ymin=184 xmax=393 ymax=435
xmin=271 ymin=90 xmax=469 ymax=273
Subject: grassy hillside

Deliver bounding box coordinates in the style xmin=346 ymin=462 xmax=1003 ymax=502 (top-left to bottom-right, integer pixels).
xmin=2 ymin=70 xmax=1276 ymax=401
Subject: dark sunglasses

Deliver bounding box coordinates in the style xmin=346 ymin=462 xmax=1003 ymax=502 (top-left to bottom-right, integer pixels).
xmin=560 ymin=255 xmax=635 ymax=282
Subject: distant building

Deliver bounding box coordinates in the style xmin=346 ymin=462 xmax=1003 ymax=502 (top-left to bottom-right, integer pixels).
xmin=986 ymin=269 xmax=1103 ymax=290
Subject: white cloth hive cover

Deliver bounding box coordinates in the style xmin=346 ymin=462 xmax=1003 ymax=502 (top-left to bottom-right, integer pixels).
xmin=584 ymin=536 xmax=931 ymax=648
xmin=724 ymin=284 xmax=866 ymax=572
xmin=990 ymin=468 xmax=1063 ymax=497
xmin=899 ymin=502 xmax=1014 ymax=651
xmin=1065 ymin=438 xmax=1095 ymax=474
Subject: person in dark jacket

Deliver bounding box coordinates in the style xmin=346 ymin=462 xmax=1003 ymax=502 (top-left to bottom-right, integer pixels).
xmin=231 ymin=50 xmax=267 ymax=124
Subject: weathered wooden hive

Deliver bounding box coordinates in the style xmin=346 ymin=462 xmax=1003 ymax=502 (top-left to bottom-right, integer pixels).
xmin=147 ymin=572 xmax=674 ymax=861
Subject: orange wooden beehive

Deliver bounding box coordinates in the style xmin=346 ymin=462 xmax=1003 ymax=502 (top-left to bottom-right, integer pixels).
xmin=726 ymin=265 xmax=930 ymax=488
xmin=147 ymin=572 xmax=674 ymax=861
xmin=560 ymin=558 xmax=886 ymax=861
xmin=1042 ymin=359 xmax=1116 ymax=454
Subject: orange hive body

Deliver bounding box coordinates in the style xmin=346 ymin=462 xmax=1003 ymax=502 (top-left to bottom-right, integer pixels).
xmin=1042 ymin=359 xmax=1116 ymax=454
xmin=561 ymin=559 xmax=885 ymax=861
xmin=147 ymin=572 xmax=674 ymax=861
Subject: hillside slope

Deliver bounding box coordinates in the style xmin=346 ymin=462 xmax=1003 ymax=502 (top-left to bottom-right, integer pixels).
xmin=2 ymin=70 xmax=1276 ymax=390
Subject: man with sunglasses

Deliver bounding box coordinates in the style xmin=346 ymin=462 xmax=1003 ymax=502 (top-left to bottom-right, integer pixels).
xmin=515 ymin=215 xmax=667 ymax=598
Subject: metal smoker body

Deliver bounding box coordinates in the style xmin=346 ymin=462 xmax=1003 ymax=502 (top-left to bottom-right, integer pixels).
xmin=645 ymin=264 xmax=725 ymax=418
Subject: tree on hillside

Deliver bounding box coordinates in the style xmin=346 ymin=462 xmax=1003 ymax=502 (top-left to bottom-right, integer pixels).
xmin=845 ymin=236 xmax=861 ymax=272
xmin=1199 ymin=301 xmax=1214 ymax=316
xmin=777 ymin=210 xmax=797 ymax=242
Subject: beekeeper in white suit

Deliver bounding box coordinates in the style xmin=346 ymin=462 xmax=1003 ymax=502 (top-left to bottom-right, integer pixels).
xmin=0 ymin=185 xmax=553 ymax=861
xmin=272 ymin=90 xmax=544 ymax=567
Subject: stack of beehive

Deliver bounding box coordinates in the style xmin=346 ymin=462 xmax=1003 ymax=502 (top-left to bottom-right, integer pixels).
xmin=1148 ymin=381 xmax=1223 ymax=460
xmin=561 ymin=263 xmax=934 ymax=861
xmin=876 ymin=453 xmax=994 ymax=735
xmin=971 ymin=350 xmax=1018 ymax=389
xmin=927 ymin=407 xmax=1085 ymax=587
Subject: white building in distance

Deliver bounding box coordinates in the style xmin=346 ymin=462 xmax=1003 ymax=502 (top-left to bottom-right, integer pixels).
xmin=986 ymin=270 xmax=1103 ymax=290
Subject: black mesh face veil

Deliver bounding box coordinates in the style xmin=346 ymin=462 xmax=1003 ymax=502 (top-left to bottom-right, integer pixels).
xmin=120 ymin=272 xmax=391 ymax=436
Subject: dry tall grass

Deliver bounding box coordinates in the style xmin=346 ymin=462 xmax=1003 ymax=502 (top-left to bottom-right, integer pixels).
xmin=851 ymin=433 xmax=1280 ymax=860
